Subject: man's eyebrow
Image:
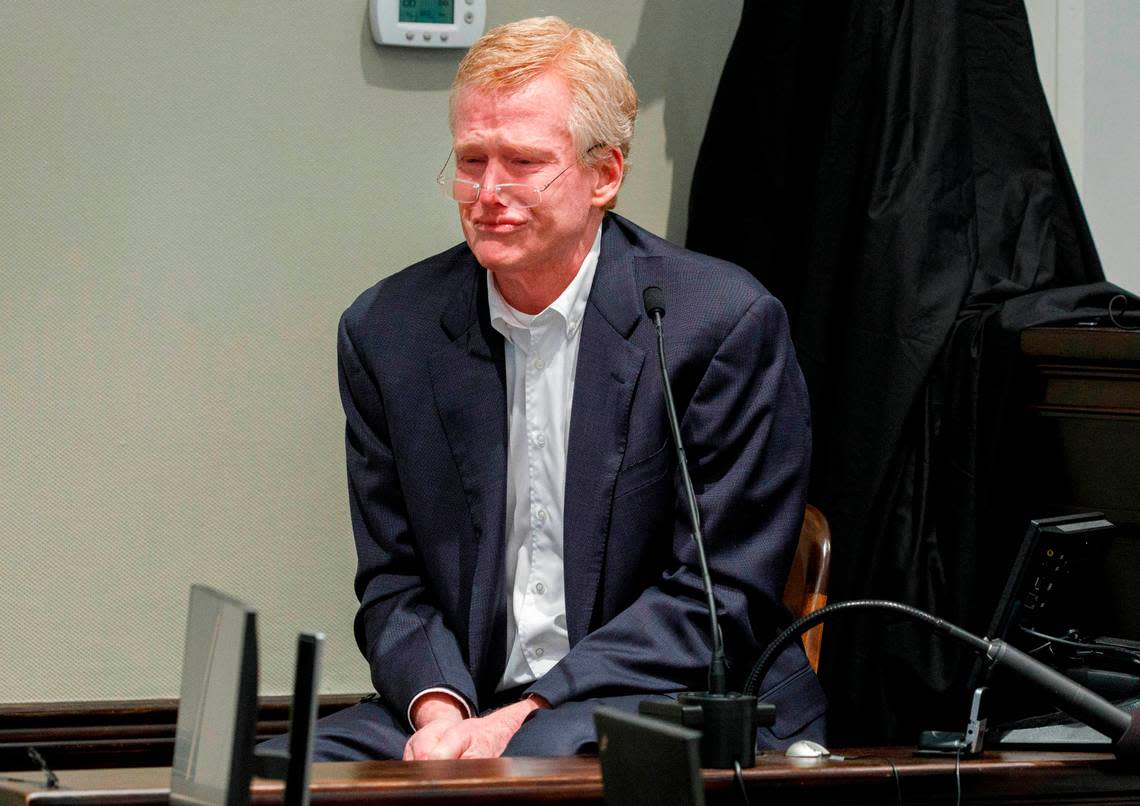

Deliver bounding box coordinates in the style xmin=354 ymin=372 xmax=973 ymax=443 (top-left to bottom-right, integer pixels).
xmin=504 ymin=144 xmax=558 ymax=160
xmin=453 ymin=140 xmax=558 ymax=161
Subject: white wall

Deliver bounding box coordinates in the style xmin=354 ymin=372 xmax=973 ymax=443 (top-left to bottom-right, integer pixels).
xmin=1027 ymin=0 xmax=1140 ymax=293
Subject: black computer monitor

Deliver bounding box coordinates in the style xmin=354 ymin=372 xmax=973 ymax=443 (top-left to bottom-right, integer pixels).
xmin=170 ymin=585 xmax=325 ymax=806
xmin=170 ymin=584 xmax=259 ymax=806
xmin=595 ymin=707 xmax=705 ymax=806
xmin=984 ymin=513 xmax=1118 ymax=649
xmin=976 ymin=514 xmax=1140 ymax=725
xmin=256 ymin=631 xmax=324 ymax=806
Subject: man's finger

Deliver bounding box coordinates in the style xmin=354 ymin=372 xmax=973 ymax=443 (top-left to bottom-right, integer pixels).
xmin=404 ymin=732 xmax=428 ymax=760
xmin=426 ymin=723 xmax=472 ymax=760
xmin=458 ymin=741 xmax=489 ymax=760
xmin=404 ymin=719 xmax=447 ymax=760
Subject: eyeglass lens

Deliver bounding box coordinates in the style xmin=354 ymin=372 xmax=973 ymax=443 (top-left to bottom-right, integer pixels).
xmin=447 ymin=181 xmax=542 ymax=208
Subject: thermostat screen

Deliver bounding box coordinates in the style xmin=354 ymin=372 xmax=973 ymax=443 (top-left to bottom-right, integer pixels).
xmin=399 ymin=0 xmax=454 ymax=24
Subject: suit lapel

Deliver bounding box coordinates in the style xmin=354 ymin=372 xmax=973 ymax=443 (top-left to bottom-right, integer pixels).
xmin=428 ymin=265 xmax=508 ymax=690
xmin=563 ymin=218 xmax=647 ymax=644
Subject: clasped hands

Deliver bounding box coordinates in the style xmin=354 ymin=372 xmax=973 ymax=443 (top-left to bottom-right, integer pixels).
xmin=404 ymin=691 xmax=550 ymax=760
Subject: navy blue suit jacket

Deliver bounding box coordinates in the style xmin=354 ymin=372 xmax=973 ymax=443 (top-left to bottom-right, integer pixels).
xmin=338 ymin=213 xmax=826 ymax=740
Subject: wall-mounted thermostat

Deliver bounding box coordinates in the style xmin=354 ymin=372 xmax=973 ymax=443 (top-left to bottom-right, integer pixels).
xmin=369 ymin=0 xmax=486 ymax=49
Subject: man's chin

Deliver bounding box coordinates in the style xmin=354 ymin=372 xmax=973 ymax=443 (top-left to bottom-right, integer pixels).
xmin=469 ymin=245 xmax=529 ymax=275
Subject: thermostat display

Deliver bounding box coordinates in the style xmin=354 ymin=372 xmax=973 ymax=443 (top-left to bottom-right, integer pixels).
xmin=400 ymin=0 xmax=452 ymax=24
xmin=369 ymin=0 xmax=486 ymax=49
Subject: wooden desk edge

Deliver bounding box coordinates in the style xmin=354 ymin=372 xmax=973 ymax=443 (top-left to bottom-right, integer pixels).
xmin=2 ymin=749 xmax=1139 ymax=805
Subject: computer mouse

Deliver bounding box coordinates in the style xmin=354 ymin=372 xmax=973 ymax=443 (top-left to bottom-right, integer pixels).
xmin=785 ymin=740 xmax=831 ymax=758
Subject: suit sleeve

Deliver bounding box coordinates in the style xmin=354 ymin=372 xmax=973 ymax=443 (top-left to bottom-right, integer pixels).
xmin=338 ymin=312 xmax=479 ymax=723
xmin=526 ymin=292 xmax=810 ymax=706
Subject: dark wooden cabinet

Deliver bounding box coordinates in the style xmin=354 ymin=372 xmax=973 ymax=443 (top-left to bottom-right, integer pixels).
xmin=1018 ymin=326 xmax=1140 ymax=527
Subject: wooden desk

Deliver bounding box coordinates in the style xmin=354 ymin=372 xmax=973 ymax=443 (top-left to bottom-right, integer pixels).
xmin=2 ymin=749 xmax=1139 ymax=805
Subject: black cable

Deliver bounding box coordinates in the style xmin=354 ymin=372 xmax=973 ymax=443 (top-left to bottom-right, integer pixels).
xmin=1108 ymin=295 xmax=1140 ymax=331
xmin=1024 ymin=639 xmax=1052 ymax=656
xmin=1018 ymin=626 xmax=1140 ymax=665
xmin=887 ymin=757 xmax=903 ymax=806
xmin=954 ymin=743 xmax=963 ymax=806
xmin=27 ymin=748 xmax=59 ymax=790
xmin=744 ymin=599 xmax=989 ymax=696
xmin=0 ymin=776 xmax=47 ymax=787
xmin=0 ymin=748 xmax=63 ymax=790
xmin=733 ymin=759 xmax=752 ymax=806
xmin=838 ymin=755 xmax=902 ymax=806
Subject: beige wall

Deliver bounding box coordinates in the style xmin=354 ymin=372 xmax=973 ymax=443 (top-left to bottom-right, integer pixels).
xmin=0 ymin=1 xmax=742 ymax=701
xmin=1026 ymin=0 xmax=1140 ymax=293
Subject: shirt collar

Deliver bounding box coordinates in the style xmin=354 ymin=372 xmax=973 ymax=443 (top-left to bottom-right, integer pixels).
xmin=487 ymin=225 xmax=602 ymax=345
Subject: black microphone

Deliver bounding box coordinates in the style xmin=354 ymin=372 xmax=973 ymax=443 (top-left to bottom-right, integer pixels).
xmin=643 ymin=286 xmax=665 ymax=320
xmin=745 ymin=599 xmax=1140 ymax=758
xmin=640 ymin=286 xmax=725 ymax=693
xmin=986 ymin=639 xmax=1139 ymax=751
xmin=638 ymin=286 xmax=766 ymax=769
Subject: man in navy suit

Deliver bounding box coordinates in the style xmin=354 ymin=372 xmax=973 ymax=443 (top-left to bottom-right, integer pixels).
xmin=308 ymin=17 xmax=826 ymax=761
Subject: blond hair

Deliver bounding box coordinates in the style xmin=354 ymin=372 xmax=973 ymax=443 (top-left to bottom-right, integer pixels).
xmin=450 ymin=17 xmax=638 ymax=177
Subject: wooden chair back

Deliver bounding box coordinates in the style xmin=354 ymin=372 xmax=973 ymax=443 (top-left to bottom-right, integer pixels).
xmin=780 ymin=504 xmax=831 ymax=672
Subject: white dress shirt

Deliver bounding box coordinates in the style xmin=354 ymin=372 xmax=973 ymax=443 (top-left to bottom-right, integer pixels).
xmin=408 ymin=228 xmax=601 ymax=723
xmin=488 ymin=228 xmax=600 ymax=690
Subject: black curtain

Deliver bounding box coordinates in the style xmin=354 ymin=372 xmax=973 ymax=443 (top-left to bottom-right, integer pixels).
xmin=688 ymin=0 xmax=1136 ymax=743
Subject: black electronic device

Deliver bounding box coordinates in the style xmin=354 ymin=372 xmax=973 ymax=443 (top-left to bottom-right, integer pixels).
xmin=170 ymin=585 xmax=259 ymax=806
xmin=254 ymin=631 xmax=325 ymax=806
xmin=985 ymin=513 xmax=1117 ymax=649
xmin=595 ymin=707 xmax=705 ymax=806
xmin=170 ymin=585 xmax=324 ymax=806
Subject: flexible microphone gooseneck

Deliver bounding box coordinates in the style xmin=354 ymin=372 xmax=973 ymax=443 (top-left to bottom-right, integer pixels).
xmin=637 ymin=286 xmax=768 ymax=769
xmin=745 ymin=599 xmax=1140 ymax=758
xmin=642 ymin=286 xmax=727 ymax=695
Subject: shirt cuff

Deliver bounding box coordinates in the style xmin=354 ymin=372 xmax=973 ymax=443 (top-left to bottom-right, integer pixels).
xmin=407 ymin=687 xmax=474 ymax=729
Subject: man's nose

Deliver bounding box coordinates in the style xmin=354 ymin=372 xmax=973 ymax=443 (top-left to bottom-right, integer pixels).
xmin=477 ymin=161 xmax=510 ymax=206
xmin=478 ymin=184 xmax=507 ymax=207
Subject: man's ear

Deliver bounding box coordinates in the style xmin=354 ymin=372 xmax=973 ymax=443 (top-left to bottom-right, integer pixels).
xmin=590 ymin=146 xmax=624 ymax=209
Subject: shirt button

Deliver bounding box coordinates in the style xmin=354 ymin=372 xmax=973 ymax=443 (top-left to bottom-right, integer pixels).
xmin=535 ymin=509 xmax=547 ymax=523
xmin=535 ymin=433 xmax=546 ymax=447
xmin=535 ymin=582 xmax=546 ymax=595
xmin=534 ymin=357 xmax=545 ymax=370
xmin=568 ymin=321 xmax=579 ymax=336
xmin=535 ymin=647 xmax=545 ymax=657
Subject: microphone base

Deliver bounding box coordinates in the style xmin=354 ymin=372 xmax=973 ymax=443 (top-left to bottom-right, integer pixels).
xmin=640 ymin=692 xmax=775 ymax=768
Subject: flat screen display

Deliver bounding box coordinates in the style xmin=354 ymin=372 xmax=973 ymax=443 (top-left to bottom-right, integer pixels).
xmin=170 ymin=585 xmax=258 ymax=806
xmin=399 ymin=0 xmax=454 ymax=24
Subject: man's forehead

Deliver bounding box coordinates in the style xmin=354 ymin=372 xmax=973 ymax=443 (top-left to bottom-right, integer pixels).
xmin=456 ymin=70 xmax=571 ymax=105
xmin=451 ymin=92 xmax=574 ymax=153
xmin=451 ymin=77 xmax=573 ymax=149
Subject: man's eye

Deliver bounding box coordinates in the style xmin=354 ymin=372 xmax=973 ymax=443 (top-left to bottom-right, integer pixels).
xmin=458 ymin=157 xmax=485 ymax=167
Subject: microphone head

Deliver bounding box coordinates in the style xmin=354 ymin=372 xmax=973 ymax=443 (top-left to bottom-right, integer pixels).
xmin=642 ymin=286 xmax=666 ymax=319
